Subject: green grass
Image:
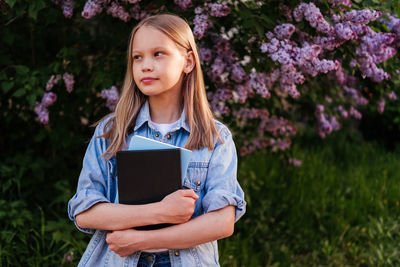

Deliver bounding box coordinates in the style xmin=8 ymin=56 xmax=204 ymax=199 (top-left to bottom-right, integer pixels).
xmin=219 ymin=132 xmax=400 ymax=266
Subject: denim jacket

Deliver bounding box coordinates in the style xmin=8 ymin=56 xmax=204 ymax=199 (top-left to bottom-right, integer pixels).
xmin=68 ymin=101 xmax=246 ymax=267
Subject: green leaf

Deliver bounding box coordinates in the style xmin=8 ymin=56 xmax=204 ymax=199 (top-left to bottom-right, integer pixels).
xmin=12 ymin=88 xmax=26 ymax=98
xmin=28 ymin=0 xmax=46 ymax=20
xmin=4 ymin=0 xmax=16 ymax=8
xmin=27 ymin=94 xmax=36 ymax=106
xmin=0 ymin=72 xmax=7 ymax=81
xmin=1 ymin=81 xmax=14 ymax=93
xmin=15 ymin=65 xmax=29 ymax=76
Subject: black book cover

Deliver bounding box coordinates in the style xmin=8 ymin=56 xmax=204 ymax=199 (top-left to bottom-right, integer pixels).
xmin=116 ymin=149 xmax=182 ymax=230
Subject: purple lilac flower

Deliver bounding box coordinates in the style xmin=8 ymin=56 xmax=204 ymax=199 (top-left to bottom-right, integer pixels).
xmin=274 ymin=23 xmax=296 ymax=40
xmin=343 ymin=86 xmax=369 ymax=106
xmin=206 ymin=2 xmax=230 ymax=17
xmin=288 ymin=158 xmax=302 ymax=166
xmin=381 ymin=14 xmax=400 ymax=47
xmin=42 ymin=92 xmax=57 ymax=107
xmin=293 ymin=3 xmax=335 ymax=35
xmin=377 ymin=98 xmax=385 ymax=114
xmin=316 ymin=104 xmax=324 ymax=113
xmin=343 ymin=9 xmax=382 ymax=24
xmin=81 ymin=0 xmax=103 ymax=19
xmin=195 ymin=7 xmax=203 ymax=14
xmin=334 ymin=22 xmax=356 ymax=40
xmin=271 ymin=138 xmax=292 ymax=152
xmin=46 ymin=74 xmax=62 ymax=91
xmin=230 ymin=63 xmax=247 ymax=83
xmin=349 ymin=106 xmax=362 ymax=119
xmin=387 ymin=91 xmax=398 ymax=100
xmin=210 ymin=57 xmax=226 ymax=79
xmin=34 ymin=103 xmax=49 ymax=124
xmin=337 ymin=105 xmax=349 ymax=119
xmin=106 ymin=2 xmax=130 ymax=22
xmin=233 ymin=82 xmax=254 ymax=103
xmin=199 ymin=47 xmax=212 ymax=63
xmin=249 ymin=72 xmax=271 ymax=99
xmin=129 ymin=3 xmax=148 ymax=21
xmin=174 ymin=0 xmax=192 ymax=10
xmin=100 ymin=86 xmax=119 ymax=111
xmin=63 ymin=73 xmax=75 ymax=93
xmin=213 ymin=88 xmax=232 ymax=102
xmin=193 ymin=14 xmax=209 ymax=39
xmin=232 ymin=107 xmax=262 ymax=120
xmin=61 ymin=0 xmax=74 ymax=18
xmin=327 ymin=0 xmax=352 ymax=8
xmin=314 ymin=36 xmax=344 ymax=50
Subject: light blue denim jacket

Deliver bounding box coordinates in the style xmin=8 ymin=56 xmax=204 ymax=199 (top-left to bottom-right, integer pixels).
xmin=68 ymin=101 xmax=246 ymax=267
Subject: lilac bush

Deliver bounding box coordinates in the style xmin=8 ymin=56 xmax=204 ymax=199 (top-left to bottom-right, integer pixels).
xmin=45 ymin=0 xmax=400 ymax=156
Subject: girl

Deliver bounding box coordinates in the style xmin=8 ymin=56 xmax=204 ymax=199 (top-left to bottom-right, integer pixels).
xmin=68 ymin=13 xmax=246 ymax=267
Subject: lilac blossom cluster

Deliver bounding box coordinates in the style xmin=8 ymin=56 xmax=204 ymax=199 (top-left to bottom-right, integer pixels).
xmin=233 ymin=107 xmax=297 ymax=155
xmin=260 ymin=23 xmax=338 ymax=98
xmin=193 ymin=2 xmax=230 ymax=39
xmin=100 ymin=86 xmax=120 ymax=111
xmin=174 ymin=0 xmax=192 ymax=11
xmin=46 ymin=74 xmax=62 ymax=91
xmin=381 ymin=14 xmax=400 ymax=47
xmin=48 ymin=1 xmax=400 ymax=159
xmin=315 ymin=104 xmax=341 ymax=138
xmin=35 ymin=92 xmax=57 ymax=124
xmin=52 ymin=0 xmax=74 ymax=18
xmin=106 ymin=2 xmax=130 ymax=22
xmin=35 ymin=73 xmax=75 ymax=124
xmin=63 ymin=73 xmax=75 ymax=93
xmin=80 ymin=0 xmax=153 ymax=21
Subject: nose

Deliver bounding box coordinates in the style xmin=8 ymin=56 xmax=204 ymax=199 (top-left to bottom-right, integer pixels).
xmin=141 ymin=57 xmax=153 ymax=72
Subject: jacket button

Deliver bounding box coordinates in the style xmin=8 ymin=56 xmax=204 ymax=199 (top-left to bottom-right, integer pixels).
xmin=174 ymin=250 xmax=180 ymax=256
xmin=155 ymin=133 xmax=160 ymax=137
xmin=196 ymin=180 xmax=201 ymax=186
xmin=167 ymin=133 xmax=171 ymax=139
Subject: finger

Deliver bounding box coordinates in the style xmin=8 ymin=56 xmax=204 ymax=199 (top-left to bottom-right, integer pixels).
xmin=181 ymin=189 xmax=198 ymax=199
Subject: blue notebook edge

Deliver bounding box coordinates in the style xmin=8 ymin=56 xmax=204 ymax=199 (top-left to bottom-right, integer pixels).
xmin=128 ymin=135 xmax=192 ymax=178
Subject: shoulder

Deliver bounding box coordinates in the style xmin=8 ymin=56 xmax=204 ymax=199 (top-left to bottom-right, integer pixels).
xmin=212 ymin=119 xmax=234 ymax=144
xmin=94 ymin=113 xmax=115 ymax=137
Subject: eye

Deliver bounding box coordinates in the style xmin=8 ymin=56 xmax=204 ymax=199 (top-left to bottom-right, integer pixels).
xmin=133 ymin=55 xmax=142 ymax=60
xmin=154 ymin=51 xmax=164 ymax=57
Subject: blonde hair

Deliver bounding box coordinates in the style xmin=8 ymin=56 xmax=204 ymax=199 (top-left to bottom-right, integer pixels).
xmin=98 ymin=13 xmax=221 ymax=159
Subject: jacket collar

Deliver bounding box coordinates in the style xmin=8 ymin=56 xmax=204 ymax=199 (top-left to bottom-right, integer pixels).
xmin=134 ymin=100 xmax=190 ymax=133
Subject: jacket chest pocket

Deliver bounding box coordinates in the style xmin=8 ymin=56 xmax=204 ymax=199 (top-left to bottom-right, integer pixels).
xmin=183 ymin=162 xmax=209 ymax=192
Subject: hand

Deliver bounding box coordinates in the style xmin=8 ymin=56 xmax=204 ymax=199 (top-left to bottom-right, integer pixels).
xmin=106 ymin=229 xmax=145 ymax=257
xmin=160 ymin=189 xmax=198 ymax=224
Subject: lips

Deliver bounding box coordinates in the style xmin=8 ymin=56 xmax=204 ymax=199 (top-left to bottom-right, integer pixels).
xmin=141 ymin=77 xmax=158 ymax=84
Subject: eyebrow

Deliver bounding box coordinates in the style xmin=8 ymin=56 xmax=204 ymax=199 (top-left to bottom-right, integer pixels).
xmin=131 ymin=46 xmax=168 ymax=54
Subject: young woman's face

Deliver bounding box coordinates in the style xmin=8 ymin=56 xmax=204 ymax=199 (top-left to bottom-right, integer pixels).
xmin=131 ymin=26 xmax=188 ymax=98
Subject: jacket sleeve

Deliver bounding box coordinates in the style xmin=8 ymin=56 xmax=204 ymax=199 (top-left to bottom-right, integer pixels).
xmin=67 ymin=118 xmax=112 ymax=234
xmin=201 ymin=125 xmax=246 ymax=222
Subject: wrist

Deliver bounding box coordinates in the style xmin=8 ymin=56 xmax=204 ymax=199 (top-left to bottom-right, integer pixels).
xmin=151 ymin=201 xmax=166 ymax=224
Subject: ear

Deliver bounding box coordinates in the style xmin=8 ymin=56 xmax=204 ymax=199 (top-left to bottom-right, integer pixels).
xmin=183 ymin=51 xmax=196 ymax=74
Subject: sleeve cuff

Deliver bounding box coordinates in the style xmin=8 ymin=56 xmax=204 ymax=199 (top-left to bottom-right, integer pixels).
xmin=67 ymin=188 xmax=110 ymax=234
xmin=202 ymin=189 xmax=247 ymax=222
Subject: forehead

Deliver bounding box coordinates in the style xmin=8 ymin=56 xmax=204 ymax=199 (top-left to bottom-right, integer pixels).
xmin=131 ymin=26 xmax=179 ymax=52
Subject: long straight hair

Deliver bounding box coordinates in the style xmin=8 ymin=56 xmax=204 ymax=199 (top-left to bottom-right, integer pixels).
xmin=98 ymin=14 xmax=221 ymax=159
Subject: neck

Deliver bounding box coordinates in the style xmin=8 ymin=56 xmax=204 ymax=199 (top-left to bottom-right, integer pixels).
xmin=148 ymin=95 xmax=183 ymax=124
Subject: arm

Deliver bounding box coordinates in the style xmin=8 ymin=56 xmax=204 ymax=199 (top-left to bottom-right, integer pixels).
xmin=106 ymin=205 xmax=235 ymax=257
xmin=76 ymin=189 xmax=198 ymax=231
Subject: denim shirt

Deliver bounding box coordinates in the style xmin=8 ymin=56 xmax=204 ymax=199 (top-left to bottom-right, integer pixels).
xmin=68 ymin=101 xmax=246 ymax=267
